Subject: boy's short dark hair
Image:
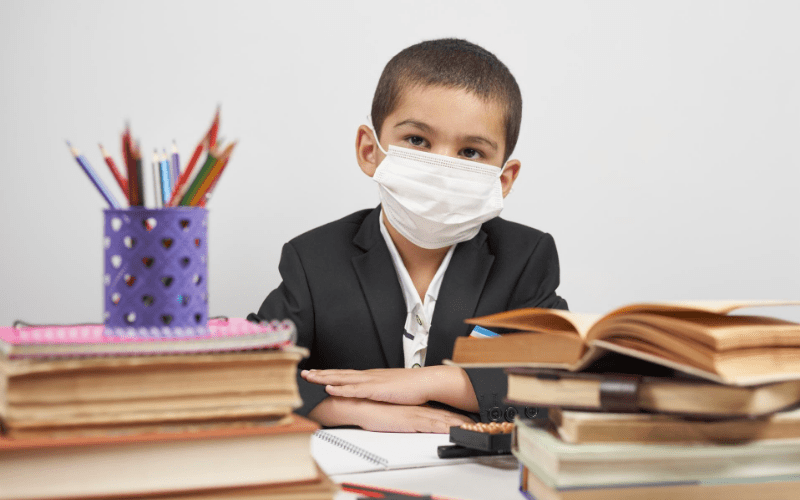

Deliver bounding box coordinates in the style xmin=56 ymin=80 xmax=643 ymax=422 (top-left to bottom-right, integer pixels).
xmin=371 ymin=38 xmax=523 ymax=162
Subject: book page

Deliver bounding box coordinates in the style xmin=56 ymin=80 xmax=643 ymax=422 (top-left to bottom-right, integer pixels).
xmin=466 ymin=309 xmax=602 ymax=340
xmin=602 ymin=300 xmax=800 ymax=319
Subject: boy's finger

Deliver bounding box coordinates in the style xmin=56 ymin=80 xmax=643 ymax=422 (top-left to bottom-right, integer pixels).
xmin=325 ymin=384 xmax=367 ymax=398
xmin=307 ymin=372 xmax=373 ymax=385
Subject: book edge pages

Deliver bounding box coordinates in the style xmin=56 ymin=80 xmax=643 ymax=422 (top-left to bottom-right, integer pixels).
xmin=603 ymin=300 xmax=800 ymax=318
xmin=593 ymin=340 xmax=800 ymax=386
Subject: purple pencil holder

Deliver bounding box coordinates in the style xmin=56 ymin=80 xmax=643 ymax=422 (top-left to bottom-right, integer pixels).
xmin=103 ymin=208 xmax=208 ymax=332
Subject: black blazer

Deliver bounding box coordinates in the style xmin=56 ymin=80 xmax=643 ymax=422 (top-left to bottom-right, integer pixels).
xmin=249 ymin=207 xmax=568 ymax=422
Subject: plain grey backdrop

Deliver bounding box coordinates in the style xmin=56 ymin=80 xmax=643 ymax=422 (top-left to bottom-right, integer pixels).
xmin=1 ymin=0 xmax=798 ymax=326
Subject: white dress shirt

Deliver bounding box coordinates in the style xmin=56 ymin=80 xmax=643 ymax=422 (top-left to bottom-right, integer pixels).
xmin=379 ymin=211 xmax=455 ymax=368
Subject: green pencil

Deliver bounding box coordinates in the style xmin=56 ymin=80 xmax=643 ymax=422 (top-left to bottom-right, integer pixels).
xmin=178 ymin=148 xmax=218 ymax=206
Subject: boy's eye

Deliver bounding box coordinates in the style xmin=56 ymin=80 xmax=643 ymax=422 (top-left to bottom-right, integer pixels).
xmin=406 ymin=136 xmax=429 ymax=148
xmin=460 ymin=148 xmax=482 ymax=160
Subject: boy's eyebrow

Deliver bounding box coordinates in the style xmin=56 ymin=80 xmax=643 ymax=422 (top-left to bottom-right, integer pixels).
xmin=394 ymin=119 xmax=434 ymax=134
xmin=463 ymin=135 xmax=498 ymax=152
xmin=394 ymin=119 xmax=499 ymax=152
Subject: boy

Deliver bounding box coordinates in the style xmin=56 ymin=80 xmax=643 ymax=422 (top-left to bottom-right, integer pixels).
xmin=249 ymin=38 xmax=567 ymax=432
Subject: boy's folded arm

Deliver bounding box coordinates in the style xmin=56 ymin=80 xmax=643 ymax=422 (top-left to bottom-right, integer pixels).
xmin=309 ymin=397 xmax=473 ymax=433
xmin=249 ymin=242 xmax=328 ymax=417
xmin=303 ymin=365 xmax=479 ymax=413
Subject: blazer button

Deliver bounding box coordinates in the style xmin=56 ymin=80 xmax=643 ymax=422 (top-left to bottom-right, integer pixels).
xmin=524 ymin=407 xmax=538 ymax=419
xmin=488 ymin=407 xmax=503 ymax=422
xmin=505 ymin=406 xmax=518 ymax=422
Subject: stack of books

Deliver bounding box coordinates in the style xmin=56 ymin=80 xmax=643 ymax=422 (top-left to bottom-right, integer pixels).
xmin=453 ymin=300 xmax=800 ymax=499
xmin=0 ymin=318 xmax=338 ymax=500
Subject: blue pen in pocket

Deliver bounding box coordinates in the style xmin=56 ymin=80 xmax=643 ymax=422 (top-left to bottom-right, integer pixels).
xmin=470 ymin=325 xmax=499 ymax=338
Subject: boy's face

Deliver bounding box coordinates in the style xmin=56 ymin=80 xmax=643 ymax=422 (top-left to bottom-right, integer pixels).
xmin=357 ymin=84 xmax=521 ymax=197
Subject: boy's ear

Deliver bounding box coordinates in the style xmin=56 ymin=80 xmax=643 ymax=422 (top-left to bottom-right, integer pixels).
xmin=500 ymin=160 xmax=521 ymax=198
xmin=356 ymin=125 xmax=383 ymax=178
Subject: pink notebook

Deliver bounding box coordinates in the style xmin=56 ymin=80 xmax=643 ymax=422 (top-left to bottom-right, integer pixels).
xmin=0 ymin=318 xmax=296 ymax=358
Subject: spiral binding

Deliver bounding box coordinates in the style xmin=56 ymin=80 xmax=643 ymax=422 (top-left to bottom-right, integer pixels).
xmin=313 ymin=430 xmax=388 ymax=469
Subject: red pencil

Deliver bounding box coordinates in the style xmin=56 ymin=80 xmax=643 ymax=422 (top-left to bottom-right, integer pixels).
xmin=122 ymin=126 xmax=143 ymax=206
xmin=207 ymin=106 xmax=220 ymax=149
xmin=99 ymin=143 xmax=128 ymax=198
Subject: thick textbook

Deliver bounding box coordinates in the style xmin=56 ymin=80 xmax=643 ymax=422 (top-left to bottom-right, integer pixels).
xmin=455 ymin=300 xmax=800 ymax=385
xmin=104 ymin=466 xmax=338 ymax=500
xmin=550 ymin=407 xmax=800 ymax=444
xmin=0 ymin=349 xmax=307 ymax=429
xmin=505 ymin=367 xmax=800 ymax=418
xmin=519 ymin=464 xmax=800 ymax=500
xmin=0 ymin=414 xmax=320 ymax=500
xmin=512 ymin=418 xmax=800 ymax=488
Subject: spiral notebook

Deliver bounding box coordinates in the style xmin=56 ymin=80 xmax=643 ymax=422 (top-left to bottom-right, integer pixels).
xmin=0 ymin=318 xmax=297 ymax=358
xmin=311 ymin=428 xmax=476 ymax=475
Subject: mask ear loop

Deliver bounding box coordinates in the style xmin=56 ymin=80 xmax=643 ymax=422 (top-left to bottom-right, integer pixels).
xmin=499 ymin=159 xmax=515 ymax=194
xmin=366 ymin=115 xmax=390 ymax=156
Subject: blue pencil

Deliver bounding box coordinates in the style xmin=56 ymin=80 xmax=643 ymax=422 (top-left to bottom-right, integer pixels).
xmin=171 ymin=141 xmax=180 ymax=182
xmin=67 ymin=141 xmax=121 ymax=208
xmin=159 ymin=151 xmax=172 ymax=205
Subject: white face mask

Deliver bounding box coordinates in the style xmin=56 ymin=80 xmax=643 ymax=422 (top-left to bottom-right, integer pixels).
xmin=370 ymin=130 xmax=507 ymax=249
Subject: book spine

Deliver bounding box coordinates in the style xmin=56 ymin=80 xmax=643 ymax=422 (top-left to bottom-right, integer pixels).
xmin=313 ymin=430 xmax=388 ymax=468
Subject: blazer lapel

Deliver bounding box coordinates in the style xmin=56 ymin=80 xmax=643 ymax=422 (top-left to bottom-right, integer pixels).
xmin=427 ymin=230 xmax=494 ymax=365
xmin=351 ymin=207 xmax=406 ymax=368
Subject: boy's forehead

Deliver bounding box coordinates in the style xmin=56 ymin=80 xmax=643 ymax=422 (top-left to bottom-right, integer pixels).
xmin=387 ymin=84 xmax=505 ymax=144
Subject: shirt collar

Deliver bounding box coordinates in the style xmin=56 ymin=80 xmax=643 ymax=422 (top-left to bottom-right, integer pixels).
xmin=378 ymin=210 xmax=455 ymax=312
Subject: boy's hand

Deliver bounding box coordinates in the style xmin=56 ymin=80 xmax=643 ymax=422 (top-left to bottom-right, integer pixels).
xmin=302 ymin=367 xmax=434 ymax=405
xmin=308 ymin=397 xmax=473 ymax=433
xmin=301 ymin=365 xmax=479 ymax=412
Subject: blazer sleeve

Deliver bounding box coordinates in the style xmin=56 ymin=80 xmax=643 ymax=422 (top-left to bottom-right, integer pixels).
xmin=464 ymin=232 xmax=568 ymax=423
xmin=247 ymin=242 xmax=329 ymax=417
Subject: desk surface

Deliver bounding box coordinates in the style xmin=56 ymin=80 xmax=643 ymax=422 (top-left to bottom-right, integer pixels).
xmin=331 ymin=455 xmax=521 ymax=500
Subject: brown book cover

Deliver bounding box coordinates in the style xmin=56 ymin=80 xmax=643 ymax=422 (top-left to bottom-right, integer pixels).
xmin=110 ymin=466 xmax=338 ymax=500
xmin=550 ymin=407 xmax=800 ymax=444
xmin=0 ymin=414 xmax=320 ymax=500
xmin=452 ymin=300 xmax=800 ymax=386
xmin=505 ymin=367 xmax=800 ymax=418
xmin=1 ymin=350 xmax=305 ymax=429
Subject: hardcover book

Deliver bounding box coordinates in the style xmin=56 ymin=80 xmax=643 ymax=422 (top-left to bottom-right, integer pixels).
xmin=504 ymin=367 xmax=800 ymax=418
xmin=453 ymin=300 xmax=800 ymax=386
xmin=0 ymin=414 xmax=320 ymax=500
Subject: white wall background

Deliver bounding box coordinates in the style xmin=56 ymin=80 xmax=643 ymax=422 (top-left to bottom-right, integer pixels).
xmin=1 ymin=0 xmax=798 ymax=326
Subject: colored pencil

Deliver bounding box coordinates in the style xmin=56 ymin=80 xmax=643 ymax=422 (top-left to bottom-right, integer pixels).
xmin=208 ymin=106 xmax=220 ymax=149
xmin=159 ymin=150 xmax=172 ymax=206
xmin=178 ymin=146 xmax=219 ymax=206
xmin=192 ymin=141 xmax=236 ymax=206
xmin=123 ymin=126 xmax=143 ymax=206
xmin=66 ymin=141 xmax=121 ymax=208
xmin=168 ymin=136 xmax=206 ymax=206
xmin=99 ymin=143 xmax=128 ymax=197
xmin=133 ymin=140 xmax=144 ymax=207
xmin=196 ymin=156 xmax=230 ymax=207
xmin=151 ymin=150 xmax=162 ymax=208
xmin=171 ymin=141 xmax=180 ymax=182
xmin=122 ymin=128 xmax=134 ymax=205
xmin=340 ymin=482 xmax=451 ymax=499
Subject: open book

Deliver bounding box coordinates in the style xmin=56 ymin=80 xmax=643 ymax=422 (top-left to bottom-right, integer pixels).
xmin=451 ymin=300 xmax=800 ymax=386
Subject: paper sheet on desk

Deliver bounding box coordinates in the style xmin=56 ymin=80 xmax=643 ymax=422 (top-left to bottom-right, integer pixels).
xmin=311 ymin=429 xmax=477 ymax=475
